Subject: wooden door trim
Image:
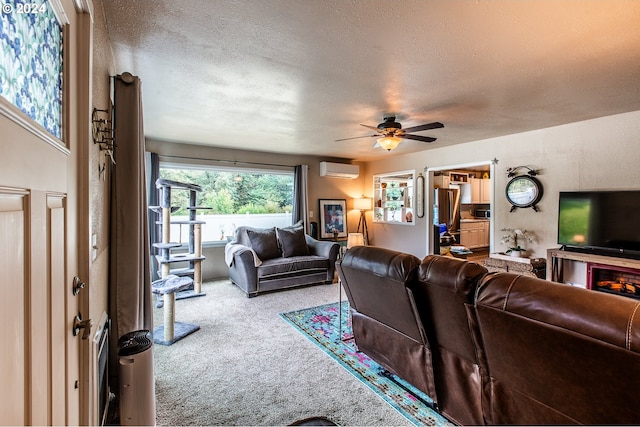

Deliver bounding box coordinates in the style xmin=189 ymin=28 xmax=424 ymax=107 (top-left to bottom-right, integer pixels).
xmin=0 ymin=188 xmax=28 ymax=425
xmin=0 ymin=99 xmax=70 ymax=156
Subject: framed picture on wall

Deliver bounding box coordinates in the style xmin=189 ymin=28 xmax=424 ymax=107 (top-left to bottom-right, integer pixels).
xmin=319 ymin=199 xmax=347 ymax=239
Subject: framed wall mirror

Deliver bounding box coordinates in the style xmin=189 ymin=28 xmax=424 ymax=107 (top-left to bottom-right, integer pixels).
xmin=373 ymin=170 xmax=415 ymax=225
xmin=416 ymin=173 xmax=425 ymax=218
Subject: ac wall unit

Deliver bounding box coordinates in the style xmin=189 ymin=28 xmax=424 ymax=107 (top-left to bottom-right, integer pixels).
xmin=319 ymin=161 xmax=359 ymax=179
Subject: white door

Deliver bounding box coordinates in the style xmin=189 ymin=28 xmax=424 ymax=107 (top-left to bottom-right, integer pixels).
xmin=0 ymin=125 xmax=79 ymax=426
xmin=0 ymin=3 xmax=92 ymax=417
xmin=0 ymin=114 xmax=84 ymax=425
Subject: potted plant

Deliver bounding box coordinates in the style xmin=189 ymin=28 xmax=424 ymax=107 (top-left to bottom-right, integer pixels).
xmin=501 ymin=228 xmax=535 ymax=257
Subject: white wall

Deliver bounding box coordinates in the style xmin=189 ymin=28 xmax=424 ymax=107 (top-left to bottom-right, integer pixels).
xmin=149 ymin=110 xmax=640 ymax=277
xmin=90 ymin=0 xmax=116 ymax=344
xmin=364 ymin=110 xmax=640 ymax=258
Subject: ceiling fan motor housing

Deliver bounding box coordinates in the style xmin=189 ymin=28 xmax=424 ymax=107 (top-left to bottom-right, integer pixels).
xmin=378 ymin=116 xmax=402 ymax=132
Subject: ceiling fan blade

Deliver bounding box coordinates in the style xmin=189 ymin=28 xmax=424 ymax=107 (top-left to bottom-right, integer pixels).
xmin=403 ymin=134 xmax=437 ymax=143
xmin=334 ymin=134 xmax=379 ymax=142
xmin=402 ymin=121 xmax=444 ymax=133
xmin=360 ymin=124 xmax=382 ymax=132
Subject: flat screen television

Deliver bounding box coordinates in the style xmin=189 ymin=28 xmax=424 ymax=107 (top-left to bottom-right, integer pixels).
xmin=558 ymin=190 xmax=640 ymax=259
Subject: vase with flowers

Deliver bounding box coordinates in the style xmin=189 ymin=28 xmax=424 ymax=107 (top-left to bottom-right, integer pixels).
xmin=501 ymin=228 xmax=535 ymax=257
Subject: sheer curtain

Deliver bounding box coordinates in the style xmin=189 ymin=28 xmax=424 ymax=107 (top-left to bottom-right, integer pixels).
xmin=109 ymin=73 xmax=152 ymax=351
xmin=146 ymin=152 xmax=160 ymax=281
xmin=292 ymin=165 xmax=309 ymax=232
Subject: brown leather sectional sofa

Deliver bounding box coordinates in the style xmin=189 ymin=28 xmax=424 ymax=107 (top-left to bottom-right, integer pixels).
xmin=337 ymin=246 xmax=640 ymax=425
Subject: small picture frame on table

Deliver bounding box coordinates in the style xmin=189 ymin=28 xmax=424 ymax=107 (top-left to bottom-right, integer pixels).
xmin=319 ymin=199 xmax=347 ymax=239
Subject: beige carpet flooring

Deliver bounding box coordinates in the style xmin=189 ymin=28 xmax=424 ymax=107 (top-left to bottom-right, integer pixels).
xmin=152 ymin=280 xmax=411 ymax=426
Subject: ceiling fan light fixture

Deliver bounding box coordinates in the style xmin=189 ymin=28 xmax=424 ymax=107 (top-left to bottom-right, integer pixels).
xmin=377 ymin=136 xmax=402 ymax=151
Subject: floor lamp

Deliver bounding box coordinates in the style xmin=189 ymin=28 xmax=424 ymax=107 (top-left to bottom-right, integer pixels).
xmin=354 ymin=197 xmax=372 ymax=245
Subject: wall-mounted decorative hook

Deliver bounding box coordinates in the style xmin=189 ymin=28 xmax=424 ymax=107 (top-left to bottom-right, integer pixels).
xmin=92 ymin=108 xmax=113 ymax=146
xmin=105 ymin=148 xmax=116 ymax=166
xmin=506 ymin=165 xmax=539 ymax=177
xmin=92 ymin=107 xmax=116 ymax=167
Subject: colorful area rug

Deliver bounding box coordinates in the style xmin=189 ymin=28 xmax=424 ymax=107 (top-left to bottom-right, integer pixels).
xmin=280 ymin=302 xmax=451 ymax=426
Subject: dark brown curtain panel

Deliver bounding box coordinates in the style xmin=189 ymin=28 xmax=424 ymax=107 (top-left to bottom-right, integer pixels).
xmin=109 ymin=73 xmax=152 ymax=348
xmin=292 ymin=164 xmax=309 ymax=233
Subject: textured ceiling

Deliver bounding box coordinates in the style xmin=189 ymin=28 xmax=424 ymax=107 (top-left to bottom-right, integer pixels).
xmin=102 ymin=0 xmax=640 ymax=161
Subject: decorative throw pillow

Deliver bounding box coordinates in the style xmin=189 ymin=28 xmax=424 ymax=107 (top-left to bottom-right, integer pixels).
xmin=277 ymin=225 xmax=309 ymax=258
xmin=246 ymin=228 xmax=281 ymax=260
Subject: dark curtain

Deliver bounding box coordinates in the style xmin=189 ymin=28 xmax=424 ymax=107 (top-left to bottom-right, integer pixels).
xmin=292 ymin=165 xmax=309 ymax=231
xmin=109 ymin=73 xmax=152 ymax=353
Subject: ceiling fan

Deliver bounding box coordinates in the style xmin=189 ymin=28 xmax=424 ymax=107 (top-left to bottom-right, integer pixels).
xmin=335 ymin=116 xmax=444 ymax=151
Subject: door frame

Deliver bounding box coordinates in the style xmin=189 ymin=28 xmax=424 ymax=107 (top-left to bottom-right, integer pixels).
xmin=425 ymin=160 xmax=496 ymax=255
xmin=0 ymin=0 xmax=94 ymax=424
xmin=76 ymin=6 xmax=94 ymax=425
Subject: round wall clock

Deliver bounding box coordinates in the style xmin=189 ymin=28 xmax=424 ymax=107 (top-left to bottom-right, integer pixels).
xmin=416 ymin=173 xmax=425 ymax=218
xmin=505 ymin=175 xmax=543 ymax=212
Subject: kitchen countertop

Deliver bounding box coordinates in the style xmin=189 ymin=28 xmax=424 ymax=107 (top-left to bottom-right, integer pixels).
xmin=460 ymin=218 xmax=490 ymax=222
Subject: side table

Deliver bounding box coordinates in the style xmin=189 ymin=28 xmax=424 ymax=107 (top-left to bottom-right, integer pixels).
xmin=483 ymin=253 xmax=546 ymax=278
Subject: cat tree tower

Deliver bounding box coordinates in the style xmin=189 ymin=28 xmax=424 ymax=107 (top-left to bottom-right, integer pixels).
xmin=150 ymin=178 xmax=209 ymax=345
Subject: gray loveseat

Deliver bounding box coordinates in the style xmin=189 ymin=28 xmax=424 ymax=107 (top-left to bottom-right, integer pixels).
xmin=225 ymin=223 xmax=340 ymax=297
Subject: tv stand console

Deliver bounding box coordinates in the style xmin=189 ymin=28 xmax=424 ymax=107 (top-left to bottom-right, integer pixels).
xmin=558 ymin=244 xmax=640 ymax=260
xmin=547 ymin=248 xmax=640 ymax=299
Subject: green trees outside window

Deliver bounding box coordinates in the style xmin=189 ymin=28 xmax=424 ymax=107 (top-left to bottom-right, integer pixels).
xmin=159 ymin=167 xmax=294 ymax=216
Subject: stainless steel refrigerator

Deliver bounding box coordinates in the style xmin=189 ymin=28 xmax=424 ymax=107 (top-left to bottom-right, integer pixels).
xmin=433 ymin=188 xmax=461 ymax=234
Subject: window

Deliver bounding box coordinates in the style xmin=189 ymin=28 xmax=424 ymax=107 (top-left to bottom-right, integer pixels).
xmin=1 ymin=0 xmax=66 ymax=145
xmin=158 ymin=164 xmax=294 ymax=244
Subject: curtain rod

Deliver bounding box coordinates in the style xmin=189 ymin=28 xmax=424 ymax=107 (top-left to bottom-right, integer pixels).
xmin=156 ymin=154 xmax=298 ymax=169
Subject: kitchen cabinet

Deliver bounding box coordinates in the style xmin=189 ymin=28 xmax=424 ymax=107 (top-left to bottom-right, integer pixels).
xmin=434 ymin=171 xmax=473 ymax=188
xmin=433 ymin=175 xmax=450 ymax=188
xmin=470 ymin=178 xmax=481 ymax=203
xmin=481 ymin=220 xmax=490 ymax=245
xmin=469 ymin=178 xmax=491 ymax=204
xmin=459 ymin=220 xmax=490 ymax=249
xmin=481 ymin=178 xmax=491 ymax=203
xmin=449 ymin=171 xmax=470 ymax=184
